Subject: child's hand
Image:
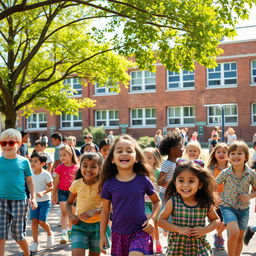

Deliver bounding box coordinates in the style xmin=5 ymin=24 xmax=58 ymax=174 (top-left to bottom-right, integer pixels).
xmin=36 ymin=192 xmax=44 ymax=198
xmin=99 ymin=236 xmax=108 ymax=254
xmin=238 ymin=193 xmax=251 ymax=203
xmin=79 ymin=209 xmax=98 ymax=221
xmin=177 ymin=226 xmax=191 ymax=236
xmin=30 ymin=199 xmax=38 ymax=210
xmin=51 ymin=193 xmax=58 ymax=205
xmin=70 ymin=215 xmax=80 ymax=225
xmin=142 ymin=218 xmax=155 ymax=234
xmin=190 ymin=226 xmax=207 ymax=238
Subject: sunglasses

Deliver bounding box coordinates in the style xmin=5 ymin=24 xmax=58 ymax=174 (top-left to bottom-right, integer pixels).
xmin=0 ymin=140 xmax=19 ymax=147
xmin=176 ymin=158 xmax=205 ymax=167
xmin=85 ymin=136 xmax=93 ymax=139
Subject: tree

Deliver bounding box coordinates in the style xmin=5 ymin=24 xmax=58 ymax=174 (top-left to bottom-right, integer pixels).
xmin=0 ymin=0 xmax=255 ymax=128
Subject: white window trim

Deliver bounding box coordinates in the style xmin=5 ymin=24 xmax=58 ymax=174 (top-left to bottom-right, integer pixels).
xmin=130 ymin=108 xmax=156 ymax=128
xmin=94 ymin=83 xmax=118 ymax=96
xmin=207 ymin=62 xmax=238 ymax=88
xmin=63 ymin=78 xmax=82 ymax=98
xmin=27 ymin=113 xmax=47 ymax=131
xmin=166 ymin=70 xmax=195 ymax=91
xmin=95 ymin=110 xmax=119 ymax=128
xmin=206 ymin=104 xmax=238 ymax=127
xmin=251 ymin=103 xmax=256 ymax=125
xmin=60 ymin=112 xmax=82 ymax=130
xmin=167 ymin=106 xmax=196 ymax=127
xmin=251 ymin=60 xmax=256 ymax=86
xmin=130 ymin=71 xmax=156 ymax=93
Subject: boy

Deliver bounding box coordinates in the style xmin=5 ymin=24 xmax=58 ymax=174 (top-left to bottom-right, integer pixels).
xmin=34 ymin=139 xmax=53 ymax=172
xmin=50 ymin=132 xmax=64 ymax=174
xmin=29 ymin=152 xmax=54 ymax=252
xmin=0 ymin=128 xmax=37 ymax=256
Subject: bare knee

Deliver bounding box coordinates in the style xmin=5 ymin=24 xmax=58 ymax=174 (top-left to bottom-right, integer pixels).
xmin=32 ymin=219 xmax=39 ymax=227
xmin=39 ymin=220 xmax=47 ymax=227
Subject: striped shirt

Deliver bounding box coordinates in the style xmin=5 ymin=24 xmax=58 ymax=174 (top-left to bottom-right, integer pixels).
xmin=159 ymin=160 xmax=176 ymax=193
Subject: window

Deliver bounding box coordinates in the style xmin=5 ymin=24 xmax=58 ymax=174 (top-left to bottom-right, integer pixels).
xmin=61 ymin=112 xmax=82 ymax=128
xmin=167 ymin=106 xmax=195 ymax=126
xmin=63 ymin=78 xmax=82 ymax=97
xmin=95 ymin=81 xmax=118 ymax=95
xmin=27 ymin=113 xmax=47 ymax=129
xmin=207 ymin=104 xmax=238 ymax=125
xmin=131 ymin=108 xmax=156 ymax=127
xmin=167 ymin=70 xmax=195 ymax=89
xmin=207 ymin=62 xmax=237 ymax=87
xmin=95 ymin=110 xmax=119 ymax=127
xmin=252 ymin=103 xmax=256 ymax=124
xmin=130 ymin=71 xmax=156 ymax=92
xmin=251 ymin=60 xmax=256 ymax=84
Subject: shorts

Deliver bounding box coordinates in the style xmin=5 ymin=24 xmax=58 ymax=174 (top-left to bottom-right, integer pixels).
xmin=220 ymin=206 xmax=249 ymax=230
xmin=71 ymin=221 xmax=111 ymax=252
xmin=111 ymin=230 xmax=153 ymax=256
xmin=58 ymin=189 xmax=70 ymax=202
xmin=30 ymin=200 xmax=51 ymax=222
xmin=144 ymin=202 xmax=152 ymax=215
xmin=0 ymin=199 xmax=28 ymax=241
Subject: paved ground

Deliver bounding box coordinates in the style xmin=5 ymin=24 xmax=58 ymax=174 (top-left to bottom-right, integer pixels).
xmin=5 ymin=200 xmax=256 ymax=256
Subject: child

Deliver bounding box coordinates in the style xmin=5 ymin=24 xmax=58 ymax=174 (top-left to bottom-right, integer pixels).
xmin=66 ymin=136 xmax=81 ymax=158
xmin=250 ymin=141 xmax=256 ymax=170
xmin=157 ymin=131 xmax=183 ymax=203
xmin=190 ymin=131 xmax=198 ymax=141
xmin=52 ymin=145 xmax=79 ymax=244
xmin=0 ymin=128 xmax=37 ymax=256
xmin=34 ymin=139 xmax=53 ymax=172
xmin=81 ymin=142 xmax=97 ymax=153
xmin=158 ymin=161 xmax=220 ymax=255
xmin=210 ymin=134 xmax=219 ymax=152
xmin=216 ymin=141 xmax=256 ymax=256
xmin=66 ymin=153 xmax=111 ymax=256
xmin=99 ymin=135 xmax=161 ymax=256
xmin=29 ymin=152 xmax=54 ymax=252
xmin=184 ymin=141 xmax=202 ymax=161
xmin=144 ymin=147 xmax=163 ymax=254
xmin=207 ymin=143 xmax=229 ymax=250
xmin=99 ymin=138 xmax=112 ymax=160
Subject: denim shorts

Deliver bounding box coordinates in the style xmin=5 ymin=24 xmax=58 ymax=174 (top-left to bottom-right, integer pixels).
xmin=30 ymin=200 xmax=51 ymax=222
xmin=220 ymin=206 xmax=249 ymax=230
xmin=58 ymin=189 xmax=70 ymax=202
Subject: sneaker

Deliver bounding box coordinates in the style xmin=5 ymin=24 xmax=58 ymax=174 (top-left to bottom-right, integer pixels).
xmin=47 ymin=234 xmax=55 ymax=249
xmin=213 ymin=234 xmax=220 ymax=249
xmin=67 ymin=230 xmax=71 ymax=242
xmin=60 ymin=232 xmax=68 ymax=244
xmin=218 ymin=236 xmax=225 ymax=250
xmin=244 ymin=226 xmax=254 ymax=245
xmin=156 ymin=244 xmax=163 ymax=254
xmin=29 ymin=242 xmax=38 ymax=252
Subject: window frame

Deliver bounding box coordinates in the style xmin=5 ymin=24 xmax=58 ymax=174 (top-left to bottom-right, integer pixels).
xmin=95 ymin=110 xmax=119 ymax=128
xmin=130 ymin=71 xmax=156 ymax=93
xmin=167 ymin=106 xmax=196 ymax=127
xmin=60 ymin=112 xmax=82 ymax=130
xmin=251 ymin=60 xmax=256 ymax=85
xmin=251 ymin=103 xmax=256 ymax=125
xmin=27 ymin=113 xmax=47 ymax=130
xmin=207 ymin=62 xmax=237 ymax=88
xmin=130 ymin=108 xmax=156 ymax=128
xmin=167 ymin=70 xmax=195 ymax=90
xmin=207 ymin=104 xmax=238 ymax=126
xmin=63 ymin=77 xmax=82 ymax=97
xmin=94 ymin=82 xmax=118 ymax=95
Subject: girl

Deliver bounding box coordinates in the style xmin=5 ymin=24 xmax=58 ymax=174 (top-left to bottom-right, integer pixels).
xmin=190 ymin=131 xmax=198 ymax=141
xmin=154 ymin=129 xmax=163 ymax=149
xmin=184 ymin=141 xmax=202 ymax=161
xmin=144 ymin=147 xmax=163 ymax=254
xmin=66 ymin=153 xmax=110 ymax=256
xmin=52 ymin=145 xmax=79 ymax=244
xmin=99 ymin=138 xmax=112 ymax=160
xmin=99 ymin=135 xmax=161 ymax=256
xmin=216 ymin=141 xmax=256 ymax=256
xmin=207 ymin=143 xmax=229 ymax=250
xmin=158 ymin=161 xmax=219 ymax=256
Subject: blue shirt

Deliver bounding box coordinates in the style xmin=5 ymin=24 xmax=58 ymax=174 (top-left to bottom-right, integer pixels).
xmin=0 ymin=155 xmax=32 ymax=200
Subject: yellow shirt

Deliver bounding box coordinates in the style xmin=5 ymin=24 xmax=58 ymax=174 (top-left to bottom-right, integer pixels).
xmin=69 ymin=178 xmax=102 ymax=223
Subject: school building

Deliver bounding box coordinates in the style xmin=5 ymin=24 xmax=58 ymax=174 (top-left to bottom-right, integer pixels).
xmin=17 ymin=32 xmax=256 ymax=143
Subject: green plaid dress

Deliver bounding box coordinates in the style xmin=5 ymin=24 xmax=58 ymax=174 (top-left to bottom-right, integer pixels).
xmin=167 ymin=195 xmax=212 ymax=256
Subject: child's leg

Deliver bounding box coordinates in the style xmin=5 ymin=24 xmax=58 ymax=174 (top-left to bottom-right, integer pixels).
xmin=234 ymin=230 xmax=245 ymax=256
xmin=88 ymin=251 xmax=100 ymax=256
xmin=38 ymin=200 xmax=52 ymax=236
xmin=39 ymin=221 xmax=52 ymax=236
xmin=226 ymin=221 xmax=240 ymax=256
xmin=16 ymin=240 xmax=30 ymax=256
xmin=72 ymin=248 xmax=85 ymax=256
xmin=217 ymin=222 xmax=226 ymax=237
xmin=31 ymin=219 xmax=39 ymax=242
xmin=0 ymin=239 xmax=6 ymax=256
xmin=59 ymin=201 xmax=68 ymax=230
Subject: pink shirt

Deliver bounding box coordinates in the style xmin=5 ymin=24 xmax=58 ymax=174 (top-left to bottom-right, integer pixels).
xmin=55 ymin=163 xmax=79 ymax=191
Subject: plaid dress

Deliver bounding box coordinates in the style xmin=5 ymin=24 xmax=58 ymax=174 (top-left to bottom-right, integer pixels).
xmin=167 ymin=195 xmax=212 ymax=256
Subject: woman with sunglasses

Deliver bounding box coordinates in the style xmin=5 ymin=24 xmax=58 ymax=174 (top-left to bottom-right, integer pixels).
xmin=0 ymin=128 xmax=37 ymax=256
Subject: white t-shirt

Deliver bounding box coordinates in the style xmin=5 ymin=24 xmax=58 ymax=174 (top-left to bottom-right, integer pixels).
xmin=32 ymin=170 xmax=53 ymax=202
xmin=45 ymin=152 xmax=53 ymax=164
xmin=159 ymin=160 xmax=176 ymax=193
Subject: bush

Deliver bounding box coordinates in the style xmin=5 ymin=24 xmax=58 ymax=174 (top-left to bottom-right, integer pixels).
xmin=138 ymin=136 xmax=155 ymax=149
xmin=83 ymin=126 xmax=106 ymax=145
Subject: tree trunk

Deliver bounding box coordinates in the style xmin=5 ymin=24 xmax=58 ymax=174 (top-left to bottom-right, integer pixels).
xmin=3 ymin=105 xmax=17 ymax=129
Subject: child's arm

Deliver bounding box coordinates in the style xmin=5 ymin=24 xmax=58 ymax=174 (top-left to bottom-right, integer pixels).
xmin=36 ymin=182 xmax=54 ymax=198
xmin=66 ymin=192 xmax=79 ymax=225
xmin=99 ymin=198 xmax=111 ymax=254
xmin=52 ymin=173 xmax=60 ymax=204
xmin=25 ymin=176 xmax=37 ymax=210
xmin=142 ymin=192 xmax=161 ymax=234
xmin=47 ymin=162 xmax=53 ymax=173
xmin=190 ymin=205 xmax=220 ymax=238
xmin=79 ymin=208 xmax=102 ymax=221
xmin=157 ymin=172 xmax=167 ymax=187
xmin=238 ymin=185 xmax=256 ymax=203
xmin=158 ymin=199 xmax=192 ymax=236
